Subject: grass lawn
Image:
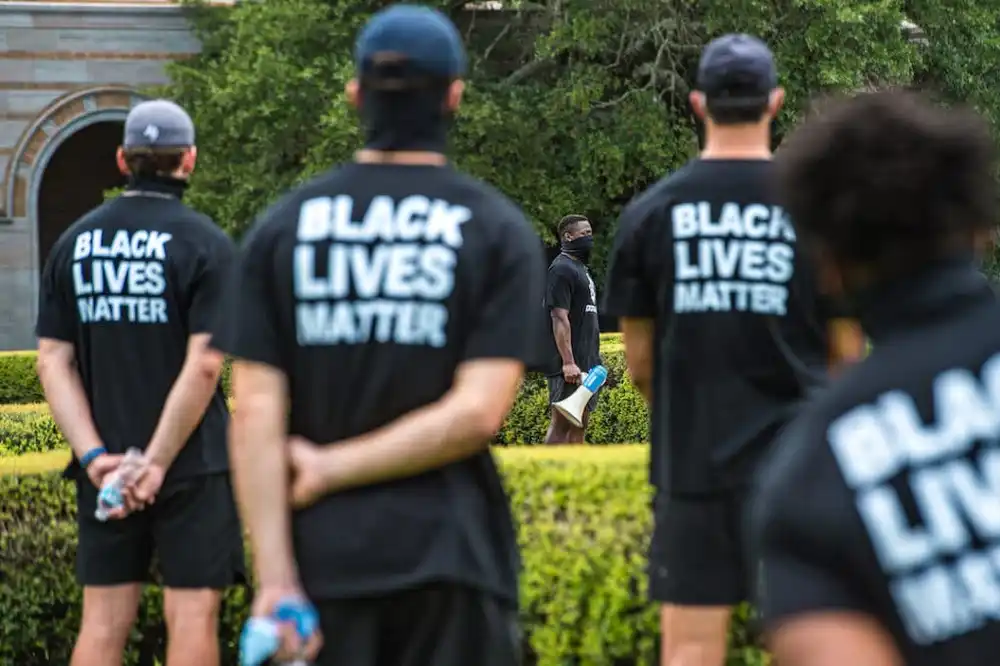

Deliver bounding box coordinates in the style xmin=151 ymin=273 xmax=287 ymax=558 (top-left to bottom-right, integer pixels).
xmin=0 ymin=444 xmax=645 ymax=478
xmin=0 ymin=449 xmax=71 ymax=476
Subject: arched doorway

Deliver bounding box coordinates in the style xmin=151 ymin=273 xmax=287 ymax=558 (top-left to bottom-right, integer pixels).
xmin=36 ymin=121 xmax=126 ymax=275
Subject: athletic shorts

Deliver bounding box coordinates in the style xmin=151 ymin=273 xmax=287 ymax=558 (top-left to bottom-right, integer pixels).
xmin=547 ymin=374 xmax=600 ymax=414
xmin=314 ymin=583 xmax=521 ymax=666
xmin=647 ymin=490 xmax=751 ymax=606
xmin=75 ymin=472 xmax=246 ymax=589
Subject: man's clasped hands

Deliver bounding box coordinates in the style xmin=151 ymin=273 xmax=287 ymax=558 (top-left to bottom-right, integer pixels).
xmin=87 ymin=436 xmax=329 ymax=519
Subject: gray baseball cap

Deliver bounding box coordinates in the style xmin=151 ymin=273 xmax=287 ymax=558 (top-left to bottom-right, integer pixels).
xmin=122 ymin=99 xmax=195 ymax=150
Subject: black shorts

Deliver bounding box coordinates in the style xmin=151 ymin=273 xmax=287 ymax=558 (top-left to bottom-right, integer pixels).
xmin=647 ymin=490 xmax=751 ymax=606
xmin=315 ymin=583 xmax=521 ymax=666
xmin=547 ymin=374 xmax=600 ymax=414
xmin=75 ymin=472 xmax=246 ymax=589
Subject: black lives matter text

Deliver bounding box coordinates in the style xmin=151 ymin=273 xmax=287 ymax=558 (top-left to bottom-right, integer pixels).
xmin=672 ymin=202 xmax=795 ymax=315
xmin=293 ymin=194 xmax=470 ymax=347
xmin=72 ymin=229 xmax=171 ymax=324
xmin=829 ymin=358 xmax=1000 ymax=645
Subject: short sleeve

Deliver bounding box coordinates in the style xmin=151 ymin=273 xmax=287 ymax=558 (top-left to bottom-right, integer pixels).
xmin=211 ymin=224 xmax=286 ymax=371
xmin=602 ymin=204 xmax=657 ymax=318
xmin=188 ymin=234 xmax=237 ymax=335
xmin=35 ymin=242 xmax=75 ymax=342
xmin=546 ymin=264 xmax=573 ymax=311
xmin=749 ymin=423 xmax=871 ymax=628
xmin=463 ymin=218 xmax=546 ymax=363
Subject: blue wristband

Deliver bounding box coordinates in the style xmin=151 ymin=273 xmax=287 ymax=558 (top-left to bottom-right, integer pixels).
xmin=80 ymin=447 xmax=107 ymax=468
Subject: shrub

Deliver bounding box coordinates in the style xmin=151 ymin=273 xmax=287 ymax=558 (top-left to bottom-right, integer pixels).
xmin=0 ymin=336 xmax=649 ymax=454
xmin=0 ymin=446 xmax=766 ymax=666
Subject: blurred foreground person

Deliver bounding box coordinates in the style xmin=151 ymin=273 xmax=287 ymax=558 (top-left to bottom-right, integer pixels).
xmin=603 ymin=34 xmax=840 ymax=666
xmin=752 ymin=89 xmax=1000 ymax=666
xmin=36 ymin=100 xmax=242 ymax=666
xmin=217 ymin=4 xmax=545 ymax=665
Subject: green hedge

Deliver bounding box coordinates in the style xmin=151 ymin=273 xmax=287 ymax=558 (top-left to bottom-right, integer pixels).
xmin=0 ymin=446 xmax=766 ymax=666
xmin=0 ymin=335 xmax=649 ymax=456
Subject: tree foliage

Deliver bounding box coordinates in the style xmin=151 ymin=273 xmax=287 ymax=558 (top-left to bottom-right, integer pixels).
xmin=162 ymin=0 xmax=1000 ymax=274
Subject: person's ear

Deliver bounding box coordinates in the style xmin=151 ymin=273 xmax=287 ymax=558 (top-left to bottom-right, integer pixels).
xmin=446 ymin=79 xmax=465 ymax=112
xmin=346 ymin=79 xmax=360 ymax=109
xmin=689 ymin=91 xmax=707 ymax=121
xmin=180 ymin=146 xmax=197 ymax=175
xmin=116 ymin=147 xmax=130 ymax=176
xmin=768 ymin=87 xmax=786 ymax=118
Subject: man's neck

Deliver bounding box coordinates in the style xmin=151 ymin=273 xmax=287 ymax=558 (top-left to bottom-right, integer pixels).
xmin=700 ymin=125 xmax=772 ymax=160
xmin=354 ymin=149 xmax=447 ymax=166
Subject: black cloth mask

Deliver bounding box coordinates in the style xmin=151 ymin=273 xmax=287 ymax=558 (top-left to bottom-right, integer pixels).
xmin=361 ymin=88 xmax=452 ymax=154
xmin=562 ymin=235 xmax=594 ymax=263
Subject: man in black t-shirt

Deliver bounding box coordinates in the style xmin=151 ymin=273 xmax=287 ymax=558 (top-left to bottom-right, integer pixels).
xmin=35 ymin=100 xmax=242 ymax=666
xmin=751 ymin=90 xmax=1000 ymax=666
xmin=602 ymin=34 xmax=837 ymax=666
xmin=544 ymin=214 xmax=602 ymax=444
xmin=215 ymin=5 xmax=545 ymax=665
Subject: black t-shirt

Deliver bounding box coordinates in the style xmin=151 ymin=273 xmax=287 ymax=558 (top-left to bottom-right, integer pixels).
xmin=602 ymin=159 xmax=830 ymax=494
xmin=214 ymin=162 xmax=545 ymax=604
xmin=35 ymin=178 xmax=234 ymax=484
xmin=543 ymin=253 xmax=601 ymax=376
xmin=751 ymin=262 xmax=1000 ymax=665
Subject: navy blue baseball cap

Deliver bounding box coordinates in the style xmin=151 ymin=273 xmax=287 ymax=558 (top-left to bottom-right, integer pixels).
xmin=696 ymin=34 xmax=777 ymax=105
xmin=354 ymin=4 xmax=467 ymax=87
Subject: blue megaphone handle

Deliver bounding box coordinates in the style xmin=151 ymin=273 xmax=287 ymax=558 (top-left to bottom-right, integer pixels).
xmin=582 ymin=365 xmax=608 ymax=393
xmin=274 ymin=597 xmax=319 ymax=640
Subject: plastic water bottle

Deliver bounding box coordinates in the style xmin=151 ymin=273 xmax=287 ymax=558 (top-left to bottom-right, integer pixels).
xmin=94 ymin=448 xmax=146 ymax=522
xmin=239 ymin=597 xmax=319 ymax=666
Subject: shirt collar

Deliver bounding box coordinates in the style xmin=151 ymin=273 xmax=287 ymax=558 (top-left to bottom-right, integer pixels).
xmin=857 ymin=258 xmax=995 ymax=344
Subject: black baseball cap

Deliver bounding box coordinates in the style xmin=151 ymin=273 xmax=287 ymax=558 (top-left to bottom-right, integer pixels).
xmin=354 ymin=4 xmax=467 ymax=89
xmin=696 ymin=34 xmax=777 ymax=107
xmin=122 ymin=99 xmax=195 ymax=150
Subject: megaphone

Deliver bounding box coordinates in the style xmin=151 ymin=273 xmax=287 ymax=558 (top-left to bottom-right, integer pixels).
xmin=553 ymin=365 xmax=609 ymax=428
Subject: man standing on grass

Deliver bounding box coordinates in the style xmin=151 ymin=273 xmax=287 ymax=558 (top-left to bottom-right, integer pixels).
xmin=602 ymin=34 xmax=850 ymax=666
xmin=543 ymin=214 xmax=603 ymax=444
xmin=216 ymin=5 xmax=545 ymax=665
xmin=35 ymin=100 xmax=244 ymax=666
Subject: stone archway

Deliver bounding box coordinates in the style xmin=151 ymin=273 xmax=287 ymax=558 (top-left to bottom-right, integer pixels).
xmin=37 ymin=122 xmax=128 ymax=277
xmin=3 ymin=87 xmax=147 ymax=327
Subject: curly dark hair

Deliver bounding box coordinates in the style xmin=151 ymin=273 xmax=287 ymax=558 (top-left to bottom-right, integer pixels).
xmin=775 ymin=89 xmax=997 ymax=273
xmin=557 ymin=214 xmax=590 ymax=239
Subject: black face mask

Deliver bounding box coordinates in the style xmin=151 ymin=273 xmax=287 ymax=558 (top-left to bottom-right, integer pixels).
xmin=562 ymin=235 xmax=594 ymax=263
xmin=361 ymin=88 xmax=452 ymax=154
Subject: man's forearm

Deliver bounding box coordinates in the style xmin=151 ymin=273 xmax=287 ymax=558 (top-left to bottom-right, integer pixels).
xmin=39 ymin=361 xmax=102 ymax=459
xmin=145 ymin=362 xmax=221 ymax=468
xmin=231 ymin=397 xmax=298 ymax=587
xmin=316 ymin=394 xmax=496 ymax=493
xmin=552 ymin=316 xmax=575 ymax=364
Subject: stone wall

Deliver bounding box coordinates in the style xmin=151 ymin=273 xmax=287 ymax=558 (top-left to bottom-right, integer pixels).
xmin=0 ymin=1 xmax=202 ymax=349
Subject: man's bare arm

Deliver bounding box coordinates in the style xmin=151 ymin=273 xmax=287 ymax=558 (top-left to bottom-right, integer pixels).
xmin=144 ymin=333 xmax=225 ymax=468
xmin=768 ymin=613 xmax=902 ymax=666
xmin=620 ymin=317 xmax=654 ymax=403
xmin=829 ymin=318 xmax=866 ymax=373
xmin=37 ymin=338 xmax=103 ymax=459
xmin=312 ymin=359 xmax=523 ymax=493
xmin=230 ymin=360 xmax=298 ymax=587
xmin=550 ymin=309 xmax=575 ymax=365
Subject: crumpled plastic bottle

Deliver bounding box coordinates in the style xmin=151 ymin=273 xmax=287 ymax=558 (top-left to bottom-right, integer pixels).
xmin=94 ymin=448 xmax=146 ymax=522
xmin=239 ymin=597 xmax=319 ymax=666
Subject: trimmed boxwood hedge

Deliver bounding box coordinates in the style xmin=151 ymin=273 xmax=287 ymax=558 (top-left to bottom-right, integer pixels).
xmin=0 ymin=446 xmax=766 ymax=666
xmin=0 ymin=335 xmax=649 ymax=456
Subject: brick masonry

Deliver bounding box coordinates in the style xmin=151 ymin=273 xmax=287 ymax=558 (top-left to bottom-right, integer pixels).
xmin=0 ymin=1 xmax=205 ymax=350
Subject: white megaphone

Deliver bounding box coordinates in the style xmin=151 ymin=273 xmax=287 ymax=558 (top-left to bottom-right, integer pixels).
xmin=553 ymin=364 xmax=609 ymax=428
